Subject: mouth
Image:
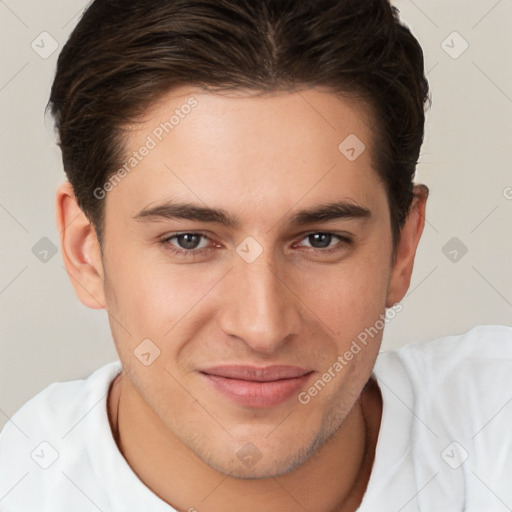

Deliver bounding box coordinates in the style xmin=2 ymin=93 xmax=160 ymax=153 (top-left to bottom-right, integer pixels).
xmin=200 ymin=365 xmax=314 ymax=408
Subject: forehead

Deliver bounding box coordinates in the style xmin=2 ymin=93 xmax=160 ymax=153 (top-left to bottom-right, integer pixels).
xmin=105 ymin=86 xmax=385 ymax=228
xmin=134 ymin=85 xmax=375 ymax=152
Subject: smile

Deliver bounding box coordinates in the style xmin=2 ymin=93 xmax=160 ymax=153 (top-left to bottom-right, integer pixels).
xmin=200 ymin=365 xmax=314 ymax=408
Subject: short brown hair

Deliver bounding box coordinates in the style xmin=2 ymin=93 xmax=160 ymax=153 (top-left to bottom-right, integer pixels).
xmin=48 ymin=0 xmax=430 ymax=246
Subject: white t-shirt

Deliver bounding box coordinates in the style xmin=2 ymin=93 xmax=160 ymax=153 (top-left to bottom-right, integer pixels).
xmin=1 ymin=325 xmax=512 ymax=512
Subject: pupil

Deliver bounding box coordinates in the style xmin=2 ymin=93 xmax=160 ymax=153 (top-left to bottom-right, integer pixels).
xmin=179 ymin=234 xmax=200 ymax=250
xmin=310 ymin=233 xmax=331 ymax=248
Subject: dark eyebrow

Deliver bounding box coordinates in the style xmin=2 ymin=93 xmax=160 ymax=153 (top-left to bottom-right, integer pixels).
xmin=133 ymin=202 xmax=239 ymax=228
xmin=133 ymin=200 xmax=372 ymax=228
xmin=288 ymin=201 xmax=372 ymax=225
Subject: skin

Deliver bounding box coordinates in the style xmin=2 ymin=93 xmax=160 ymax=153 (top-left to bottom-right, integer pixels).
xmin=56 ymin=86 xmax=427 ymax=511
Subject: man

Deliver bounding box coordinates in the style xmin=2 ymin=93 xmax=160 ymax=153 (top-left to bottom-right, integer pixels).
xmin=1 ymin=0 xmax=511 ymax=511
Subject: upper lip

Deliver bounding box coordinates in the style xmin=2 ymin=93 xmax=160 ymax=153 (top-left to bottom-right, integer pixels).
xmin=201 ymin=365 xmax=312 ymax=382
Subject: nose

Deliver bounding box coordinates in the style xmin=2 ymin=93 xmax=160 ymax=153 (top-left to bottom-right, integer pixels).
xmin=218 ymin=251 xmax=302 ymax=355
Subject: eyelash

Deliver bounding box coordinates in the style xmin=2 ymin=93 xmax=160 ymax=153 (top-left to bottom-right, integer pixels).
xmin=160 ymin=232 xmax=353 ymax=259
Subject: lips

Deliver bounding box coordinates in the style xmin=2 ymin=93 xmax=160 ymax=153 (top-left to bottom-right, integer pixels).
xmin=200 ymin=365 xmax=313 ymax=408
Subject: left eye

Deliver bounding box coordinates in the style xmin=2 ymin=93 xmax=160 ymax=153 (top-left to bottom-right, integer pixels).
xmin=297 ymin=233 xmax=344 ymax=249
xmin=166 ymin=233 xmax=210 ymax=251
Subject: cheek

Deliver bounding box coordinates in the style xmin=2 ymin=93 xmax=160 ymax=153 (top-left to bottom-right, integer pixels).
xmin=103 ymin=244 xmax=224 ymax=344
xmin=102 ymin=245 xmax=176 ymax=337
xmin=300 ymin=242 xmax=392 ymax=340
xmin=296 ymin=248 xmax=391 ymax=406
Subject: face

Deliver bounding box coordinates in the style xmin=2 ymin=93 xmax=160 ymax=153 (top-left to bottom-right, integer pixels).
xmin=97 ymin=86 xmax=400 ymax=478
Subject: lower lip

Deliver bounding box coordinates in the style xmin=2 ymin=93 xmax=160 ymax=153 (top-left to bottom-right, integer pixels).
xmin=202 ymin=372 xmax=313 ymax=408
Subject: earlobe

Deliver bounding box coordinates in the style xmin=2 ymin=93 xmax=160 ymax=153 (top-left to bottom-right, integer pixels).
xmin=385 ymin=185 xmax=429 ymax=307
xmin=56 ymin=181 xmax=106 ymax=309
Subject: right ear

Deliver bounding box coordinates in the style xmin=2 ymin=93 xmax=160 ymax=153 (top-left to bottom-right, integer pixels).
xmin=56 ymin=181 xmax=106 ymax=309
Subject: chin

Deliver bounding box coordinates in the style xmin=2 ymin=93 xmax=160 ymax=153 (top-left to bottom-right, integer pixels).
xmin=207 ymin=457 xmax=301 ymax=480
xmin=197 ymin=436 xmax=323 ymax=480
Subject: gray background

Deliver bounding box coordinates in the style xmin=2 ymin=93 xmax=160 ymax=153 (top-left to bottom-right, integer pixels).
xmin=1 ymin=0 xmax=511 ymax=431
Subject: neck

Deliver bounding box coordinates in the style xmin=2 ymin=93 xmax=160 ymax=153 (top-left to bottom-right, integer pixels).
xmin=107 ymin=374 xmax=381 ymax=512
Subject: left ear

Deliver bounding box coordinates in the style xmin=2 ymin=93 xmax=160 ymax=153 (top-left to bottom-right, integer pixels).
xmin=386 ymin=184 xmax=429 ymax=307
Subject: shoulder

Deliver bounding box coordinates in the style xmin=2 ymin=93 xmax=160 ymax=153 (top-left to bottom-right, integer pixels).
xmin=395 ymin=323 xmax=512 ymax=356
xmin=0 ymin=361 xmax=122 ymax=441
xmin=371 ymin=325 xmax=512 ymax=507
xmin=377 ymin=324 xmax=512 ymax=387
xmin=375 ymin=324 xmax=512 ymax=425
xmin=0 ymin=362 xmax=122 ymax=511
